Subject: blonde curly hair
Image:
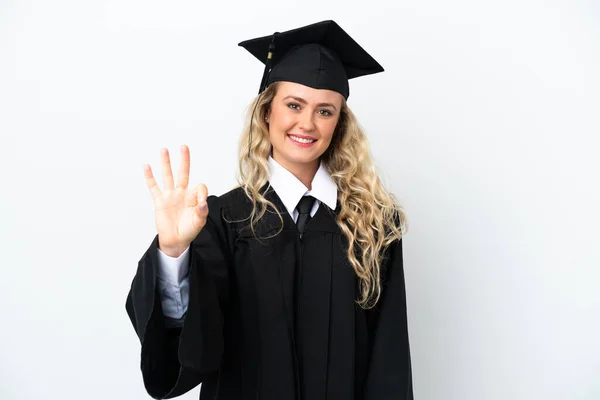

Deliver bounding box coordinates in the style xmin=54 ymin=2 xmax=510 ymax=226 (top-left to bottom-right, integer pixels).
xmin=234 ymin=82 xmax=407 ymax=308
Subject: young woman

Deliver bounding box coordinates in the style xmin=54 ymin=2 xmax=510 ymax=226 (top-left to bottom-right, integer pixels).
xmin=126 ymin=20 xmax=414 ymax=400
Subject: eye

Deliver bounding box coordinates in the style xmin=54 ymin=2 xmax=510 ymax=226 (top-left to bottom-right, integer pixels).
xmin=287 ymin=103 xmax=300 ymax=110
xmin=319 ymin=109 xmax=333 ymax=116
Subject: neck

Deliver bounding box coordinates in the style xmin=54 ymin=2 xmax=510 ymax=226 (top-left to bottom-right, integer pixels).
xmin=274 ymin=156 xmax=319 ymax=190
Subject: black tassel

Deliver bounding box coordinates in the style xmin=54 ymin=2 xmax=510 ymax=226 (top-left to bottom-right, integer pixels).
xmin=258 ymin=33 xmax=278 ymax=94
xmin=249 ymin=32 xmax=278 ymax=157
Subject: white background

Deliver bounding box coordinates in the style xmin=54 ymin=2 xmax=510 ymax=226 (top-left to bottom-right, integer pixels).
xmin=1 ymin=0 xmax=599 ymax=399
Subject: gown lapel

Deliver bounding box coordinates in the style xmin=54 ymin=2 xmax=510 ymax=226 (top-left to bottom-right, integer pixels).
xmin=264 ymin=184 xmax=345 ymax=400
xmin=256 ymin=183 xmax=346 ymax=399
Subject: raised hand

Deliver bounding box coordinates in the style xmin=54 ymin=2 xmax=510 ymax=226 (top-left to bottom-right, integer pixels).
xmin=143 ymin=145 xmax=209 ymax=258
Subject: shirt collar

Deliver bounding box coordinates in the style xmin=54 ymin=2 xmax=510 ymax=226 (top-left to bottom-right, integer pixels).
xmin=267 ymin=155 xmax=338 ymax=213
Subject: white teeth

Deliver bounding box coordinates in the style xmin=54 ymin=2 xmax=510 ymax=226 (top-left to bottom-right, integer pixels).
xmin=289 ymin=135 xmax=316 ymax=144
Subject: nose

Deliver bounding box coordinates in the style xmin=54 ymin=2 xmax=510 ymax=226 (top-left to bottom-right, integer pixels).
xmin=298 ymin=109 xmax=316 ymax=132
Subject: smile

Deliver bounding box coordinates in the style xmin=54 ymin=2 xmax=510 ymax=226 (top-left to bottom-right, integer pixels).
xmin=287 ymin=134 xmax=317 ymax=144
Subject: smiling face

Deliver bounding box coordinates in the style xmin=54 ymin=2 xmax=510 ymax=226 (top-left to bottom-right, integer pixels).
xmin=266 ymin=81 xmax=344 ymax=174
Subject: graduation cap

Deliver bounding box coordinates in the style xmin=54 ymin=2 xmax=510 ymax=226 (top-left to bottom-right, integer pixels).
xmin=238 ymin=20 xmax=384 ymax=99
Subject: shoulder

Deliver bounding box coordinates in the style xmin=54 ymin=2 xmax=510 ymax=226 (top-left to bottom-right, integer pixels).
xmin=208 ymin=186 xmax=251 ymax=211
xmin=196 ymin=187 xmax=251 ymax=245
xmin=205 ymin=186 xmax=255 ymax=226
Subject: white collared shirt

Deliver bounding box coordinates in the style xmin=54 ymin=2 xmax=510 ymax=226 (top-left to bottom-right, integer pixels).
xmin=267 ymin=155 xmax=337 ymax=222
xmin=156 ymin=157 xmax=338 ymax=320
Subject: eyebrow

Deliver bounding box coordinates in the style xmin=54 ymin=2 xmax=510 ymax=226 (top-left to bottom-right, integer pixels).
xmin=282 ymin=95 xmax=338 ymax=111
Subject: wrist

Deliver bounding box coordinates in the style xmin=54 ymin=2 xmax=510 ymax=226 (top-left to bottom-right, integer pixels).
xmin=158 ymin=243 xmax=189 ymax=258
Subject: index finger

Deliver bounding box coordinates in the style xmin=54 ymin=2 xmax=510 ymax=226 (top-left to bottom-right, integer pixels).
xmin=176 ymin=144 xmax=190 ymax=189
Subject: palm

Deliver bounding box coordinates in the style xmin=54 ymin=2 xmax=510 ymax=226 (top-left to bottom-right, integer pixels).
xmin=143 ymin=145 xmax=209 ymax=255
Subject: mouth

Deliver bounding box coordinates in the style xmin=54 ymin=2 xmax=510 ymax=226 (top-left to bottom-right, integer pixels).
xmin=287 ymin=133 xmax=318 ymax=146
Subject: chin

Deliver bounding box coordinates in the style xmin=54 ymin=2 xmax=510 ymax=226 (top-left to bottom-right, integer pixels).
xmin=277 ymin=149 xmax=321 ymax=166
xmin=286 ymin=154 xmax=318 ymax=164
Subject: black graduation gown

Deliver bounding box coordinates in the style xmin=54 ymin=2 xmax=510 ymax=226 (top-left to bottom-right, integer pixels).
xmin=125 ymin=185 xmax=413 ymax=400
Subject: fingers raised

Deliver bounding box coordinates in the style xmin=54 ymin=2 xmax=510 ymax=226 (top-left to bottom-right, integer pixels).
xmin=143 ymin=164 xmax=162 ymax=200
xmin=176 ymin=145 xmax=190 ymax=189
xmin=161 ymin=148 xmax=175 ymax=190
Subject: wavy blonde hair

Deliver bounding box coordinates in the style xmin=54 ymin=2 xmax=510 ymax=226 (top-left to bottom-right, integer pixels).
xmin=234 ymin=82 xmax=407 ymax=308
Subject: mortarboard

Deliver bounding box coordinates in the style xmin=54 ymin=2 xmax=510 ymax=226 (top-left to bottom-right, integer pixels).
xmin=238 ymin=20 xmax=384 ymax=99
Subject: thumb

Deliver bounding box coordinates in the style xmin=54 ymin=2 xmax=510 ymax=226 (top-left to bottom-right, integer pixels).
xmin=195 ymin=183 xmax=209 ymax=219
xmin=196 ymin=183 xmax=208 ymax=205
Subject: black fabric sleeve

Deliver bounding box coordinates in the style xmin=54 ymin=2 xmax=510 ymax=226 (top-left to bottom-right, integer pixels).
xmin=125 ymin=195 xmax=232 ymax=399
xmin=364 ymin=238 xmax=415 ymax=399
